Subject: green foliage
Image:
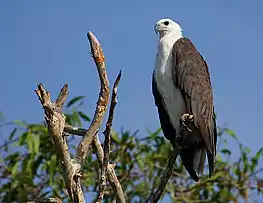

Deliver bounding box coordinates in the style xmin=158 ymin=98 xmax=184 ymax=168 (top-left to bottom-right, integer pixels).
xmin=0 ymin=97 xmax=263 ymax=202
xmin=66 ymin=96 xmax=85 ymax=108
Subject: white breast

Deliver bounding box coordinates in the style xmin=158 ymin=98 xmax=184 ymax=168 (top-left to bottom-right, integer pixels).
xmin=154 ymin=34 xmax=186 ymax=133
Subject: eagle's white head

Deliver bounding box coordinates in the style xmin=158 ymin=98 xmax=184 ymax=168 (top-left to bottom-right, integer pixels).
xmin=154 ymin=18 xmax=183 ymax=39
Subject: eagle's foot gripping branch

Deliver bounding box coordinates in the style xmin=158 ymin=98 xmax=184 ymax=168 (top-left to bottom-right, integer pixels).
xmin=180 ymin=113 xmax=194 ymax=132
xmin=175 ymin=113 xmax=195 ymax=146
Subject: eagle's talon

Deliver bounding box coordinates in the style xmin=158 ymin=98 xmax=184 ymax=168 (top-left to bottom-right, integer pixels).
xmin=186 ymin=126 xmax=192 ymax=132
xmin=181 ymin=113 xmax=194 ymax=132
xmin=181 ymin=121 xmax=193 ymax=132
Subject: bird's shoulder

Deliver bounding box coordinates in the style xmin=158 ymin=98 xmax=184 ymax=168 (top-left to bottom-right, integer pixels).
xmin=173 ymin=37 xmax=199 ymax=57
xmin=172 ymin=37 xmax=211 ymax=82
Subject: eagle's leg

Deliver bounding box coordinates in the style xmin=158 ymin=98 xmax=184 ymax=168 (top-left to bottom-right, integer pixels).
xmin=180 ymin=113 xmax=194 ymax=132
xmin=176 ymin=113 xmax=194 ymax=144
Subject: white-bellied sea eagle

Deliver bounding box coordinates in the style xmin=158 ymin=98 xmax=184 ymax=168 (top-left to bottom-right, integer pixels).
xmin=152 ymin=18 xmax=217 ymax=182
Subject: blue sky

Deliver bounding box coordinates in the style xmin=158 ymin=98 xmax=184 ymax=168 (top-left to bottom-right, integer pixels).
xmin=1 ymin=0 xmax=263 ymax=201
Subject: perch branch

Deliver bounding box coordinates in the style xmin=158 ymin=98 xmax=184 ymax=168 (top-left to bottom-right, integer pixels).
xmin=76 ymin=32 xmax=110 ymax=167
xmin=97 ymin=70 xmax=122 ymax=202
xmin=147 ymin=113 xmax=195 ymax=202
xmin=147 ymin=148 xmax=179 ymax=203
xmin=93 ymin=135 xmax=126 ymax=203
xmin=35 ymin=84 xmax=85 ymax=203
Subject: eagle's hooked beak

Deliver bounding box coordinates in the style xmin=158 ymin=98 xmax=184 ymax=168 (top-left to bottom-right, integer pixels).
xmin=154 ymin=24 xmax=158 ymax=35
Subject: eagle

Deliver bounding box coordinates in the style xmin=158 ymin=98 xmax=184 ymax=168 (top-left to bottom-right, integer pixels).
xmin=152 ymin=18 xmax=217 ymax=182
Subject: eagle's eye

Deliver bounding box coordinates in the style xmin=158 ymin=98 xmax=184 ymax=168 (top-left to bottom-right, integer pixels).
xmin=164 ymin=21 xmax=169 ymax=26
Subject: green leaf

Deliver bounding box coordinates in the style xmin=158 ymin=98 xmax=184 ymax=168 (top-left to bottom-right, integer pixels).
xmin=66 ymin=96 xmax=85 ymax=108
xmin=218 ymin=188 xmax=230 ymax=200
xmin=224 ymin=128 xmax=237 ymax=139
xmin=4 ymin=152 xmax=19 ymax=162
xmin=28 ymin=124 xmax=48 ymax=133
xmin=32 ymin=155 xmax=43 ymax=175
xmin=235 ymin=167 xmax=242 ymax=179
xmin=78 ymin=111 xmax=91 ymax=122
xmin=149 ymin=128 xmax=162 ymax=139
xmin=49 ymin=154 xmax=57 ymax=185
xmin=9 ymin=128 xmax=17 ymax=140
xmin=220 ymin=149 xmax=231 ymax=156
xmin=65 ymin=113 xmax=73 ymax=125
xmin=255 ymin=147 xmax=263 ymax=160
xmin=26 ymin=158 xmax=34 ymax=175
xmin=13 ymin=120 xmax=27 ymax=127
xmin=22 ymin=156 xmax=29 ymax=172
xmin=26 ymin=133 xmax=34 ymax=154
xmin=137 ymin=156 xmax=144 ymax=170
xmin=11 ymin=162 xmax=20 ymax=178
xmin=251 ymin=147 xmax=263 ymax=172
xmin=71 ymin=110 xmax=82 ymax=126
xmin=18 ymin=132 xmax=28 ymax=145
xmin=111 ymin=130 xmax=120 ymax=144
xmin=33 ymin=134 xmax=40 ymax=154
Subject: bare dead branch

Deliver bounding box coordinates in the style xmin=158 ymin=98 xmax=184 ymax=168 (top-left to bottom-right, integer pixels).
xmin=56 ymin=84 xmax=69 ymax=109
xmin=93 ymin=135 xmax=126 ymax=203
xmin=63 ymin=122 xmax=128 ymax=199
xmin=35 ymin=32 xmax=124 ymax=203
xmin=76 ymin=32 xmax=110 ymax=167
xmin=35 ymin=84 xmax=85 ymax=203
xmin=147 ymin=148 xmax=179 ymax=203
xmin=97 ymin=70 xmax=122 ymax=202
xmin=60 ymin=33 xmax=124 ymax=202
xmin=64 ymin=124 xmax=87 ymax=136
xmin=27 ymin=197 xmax=62 ymax=203
xmin=93 ymin=135 xmax=104 ymax=165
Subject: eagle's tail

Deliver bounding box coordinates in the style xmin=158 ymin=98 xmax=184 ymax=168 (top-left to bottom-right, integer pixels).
xmin=195 ymin=148 xmax=206 ymax=175
xmin=180 ymin=148 xmax=215 ymax=182
xmin=179 ymin=147 xmax=207 ymax=182
xmin=207 ymin=150 xmax=215 ymax=178
xmin=179 ymin=148 xmax=202 ymax=182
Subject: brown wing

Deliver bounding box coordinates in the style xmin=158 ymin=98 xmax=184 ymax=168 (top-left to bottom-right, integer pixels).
xmin=171 ymin=38 xmax=217 ymax=158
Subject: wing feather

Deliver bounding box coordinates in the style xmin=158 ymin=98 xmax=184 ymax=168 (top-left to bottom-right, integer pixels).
xmin=172 ymin=38 xmax=217 ymax=158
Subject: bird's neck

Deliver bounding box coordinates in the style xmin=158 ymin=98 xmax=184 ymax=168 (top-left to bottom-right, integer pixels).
xmin=155 ymin=32 xmax=183 ymax=74
xmin=159 ymin=30 xmax=183 ymax=40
